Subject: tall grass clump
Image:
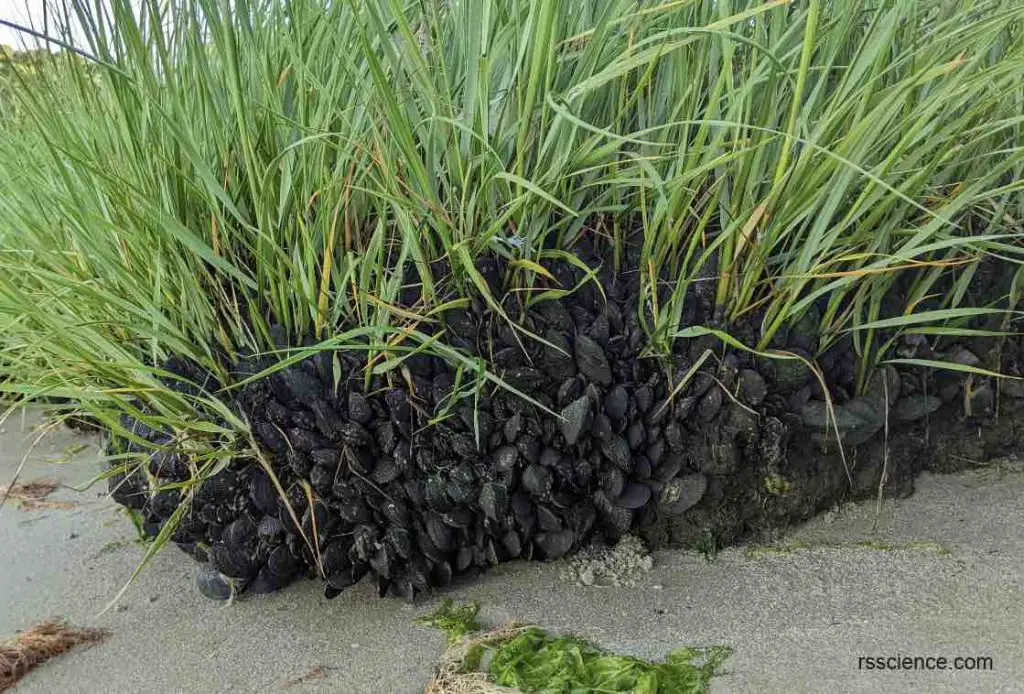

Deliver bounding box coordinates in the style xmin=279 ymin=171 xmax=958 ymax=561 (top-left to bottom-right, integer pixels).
xmin=0 ymin=0 xmax=1022 ymax=534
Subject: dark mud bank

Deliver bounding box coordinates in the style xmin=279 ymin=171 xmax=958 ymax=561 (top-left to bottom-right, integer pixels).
xmin=650 ymin=393 xmax=1024 ymax=553
xmin=105 ymin=254 xmax=1024 ymax=600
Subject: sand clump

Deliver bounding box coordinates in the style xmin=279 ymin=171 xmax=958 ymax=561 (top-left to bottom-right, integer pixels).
xmin=561 ymin=535 xmax=654 ymax=587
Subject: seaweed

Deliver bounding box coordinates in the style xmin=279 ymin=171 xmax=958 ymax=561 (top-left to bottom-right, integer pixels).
xmin=418 ymin=602 xmax=730 ymax=693
xmin=415 ymin=600 xmax=483 ymax=644
xmin=487 ymin=628 xmax=730 ymax=694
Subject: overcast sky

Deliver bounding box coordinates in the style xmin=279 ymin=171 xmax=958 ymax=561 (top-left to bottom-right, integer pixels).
xmin=0 ymin=1 xmax=104 ymax=50
xmin=0 ymin=1 xmax=48 ymax=48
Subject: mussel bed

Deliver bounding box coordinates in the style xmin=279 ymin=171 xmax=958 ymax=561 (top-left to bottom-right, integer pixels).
xmin=105 ymin=253 xmax=1024 ymax=600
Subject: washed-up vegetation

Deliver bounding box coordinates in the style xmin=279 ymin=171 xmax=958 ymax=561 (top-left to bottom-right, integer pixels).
xmin=0 ymin=0 xmax=1022 ymax=601
xmin=418 ymin=601 xmax=730 ymax=693
xmin=0 ymin=620 xmax=109 ymax=692
xmin=0 ymin=478 xmax=74 ymax=512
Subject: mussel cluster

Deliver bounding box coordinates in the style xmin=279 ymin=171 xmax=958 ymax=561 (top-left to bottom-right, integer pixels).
xmin=101 ymin=246 xmax=1024 ymax=601
xmin=106 ymin=253 xmax=786 ymax=601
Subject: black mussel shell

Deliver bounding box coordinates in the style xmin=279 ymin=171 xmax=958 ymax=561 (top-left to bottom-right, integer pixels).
xmin=257 ymin=516 xmax=285 ymax=545
xmin=536 ymin=505 xmax=562 ymax=532
xmin=425 ymin=514 xmax=455 ymax=552
xmin=616 ymin=482 xmax=651 ymax=509
xmin=479 ymin=482 xmax=508 ymax=521
xmin=249 ymin=472 xmax=279 ymax=516
xmin=600 ymin=436 xmax=632 ymax=472
xmin=535 ymin=530 xmax=574 ymax=559
xmin=348 ymin=392 xmax=373 ymax=425
xmin=522 ymin=464 xmax=552 ymax=498
xmin=211 ymin=543 xmax=259 ymax=579
xmin=223 ymin=516 xmax=256 ymax=549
